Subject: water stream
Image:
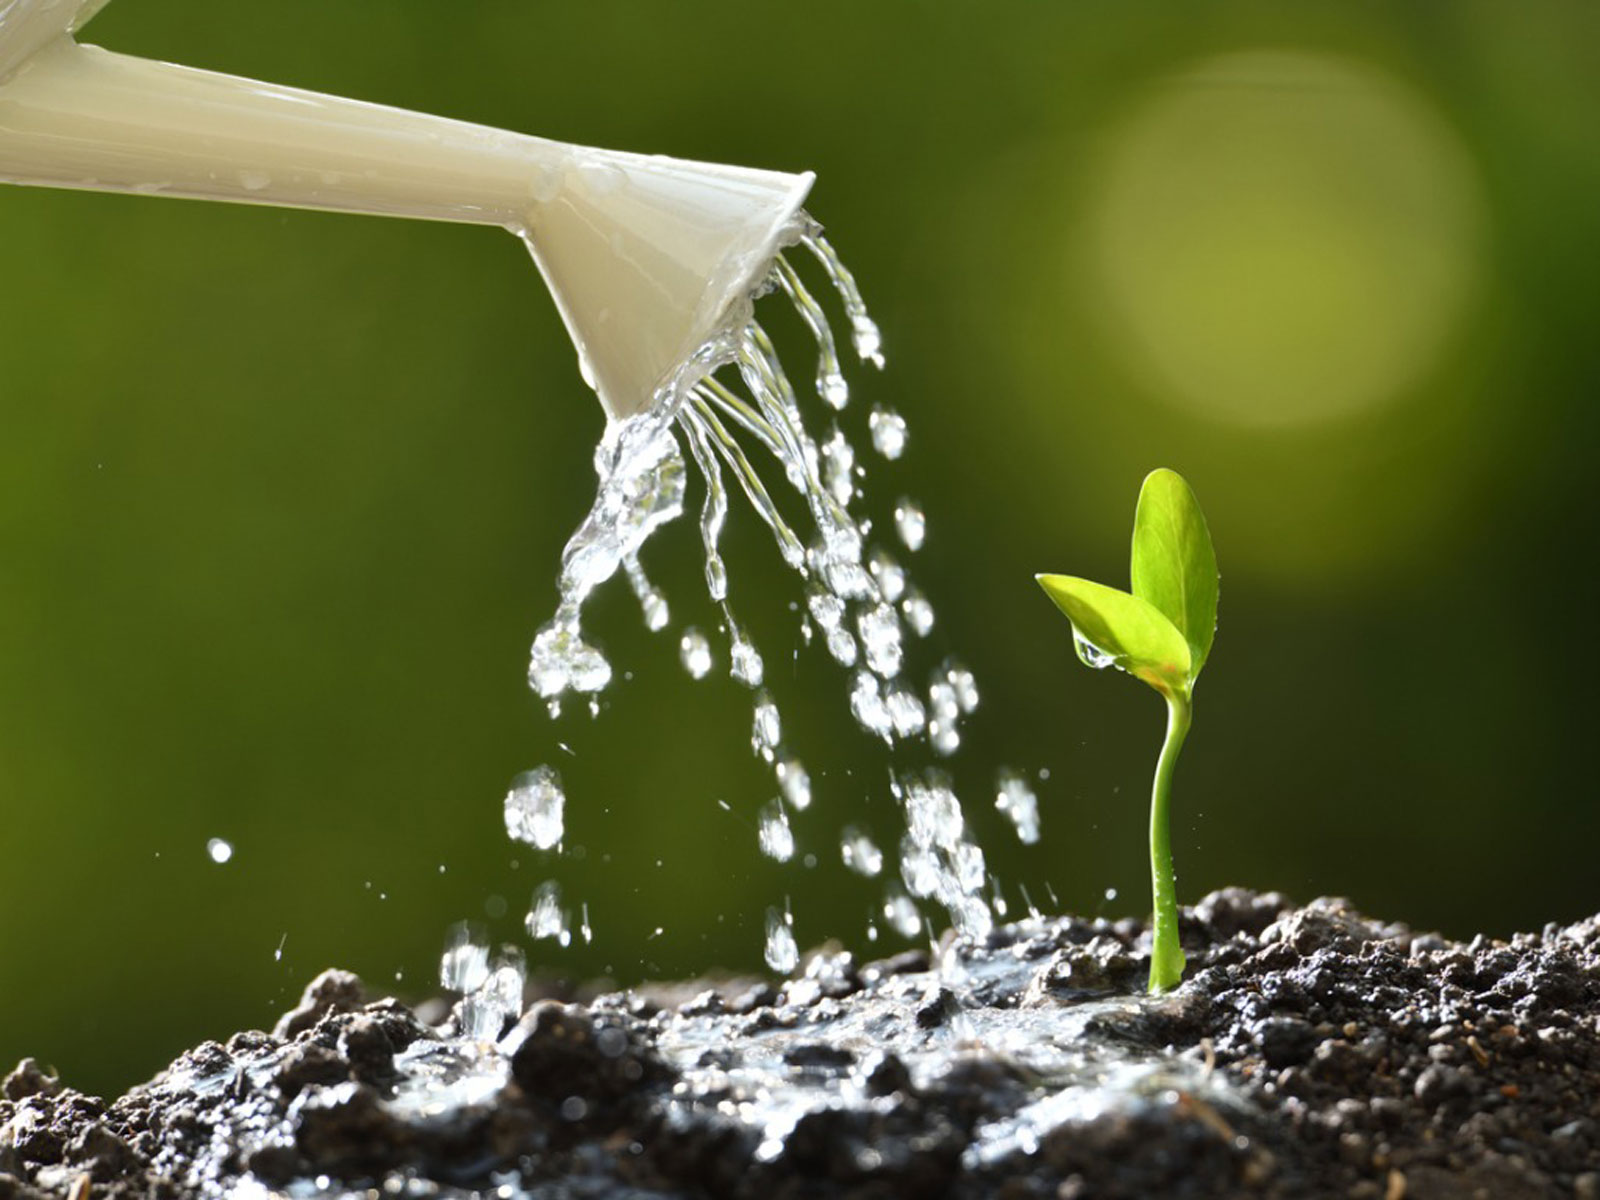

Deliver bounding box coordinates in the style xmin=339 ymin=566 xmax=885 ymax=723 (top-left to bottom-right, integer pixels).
xmin=477 ymin=213 xmax=1029 ymax=1034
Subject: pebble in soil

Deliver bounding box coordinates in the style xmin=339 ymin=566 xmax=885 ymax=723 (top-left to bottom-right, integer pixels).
xmin=6 ymin=891 xmax=1600 ymax=1199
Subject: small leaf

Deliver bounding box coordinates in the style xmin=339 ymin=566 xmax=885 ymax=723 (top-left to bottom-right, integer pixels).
xmin=1036 ymin=575 xmax=1191 ymax=697
xmin=1131 ymin=469 xmax=1218 ymax=680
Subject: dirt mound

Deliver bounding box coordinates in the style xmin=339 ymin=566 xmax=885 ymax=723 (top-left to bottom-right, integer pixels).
xmin=4 ymin=890 xmax=1598 ymax=1198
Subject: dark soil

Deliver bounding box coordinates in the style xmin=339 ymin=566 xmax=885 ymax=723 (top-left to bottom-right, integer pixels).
xmin=5 ymin=890 xmax=1600 ymax=1199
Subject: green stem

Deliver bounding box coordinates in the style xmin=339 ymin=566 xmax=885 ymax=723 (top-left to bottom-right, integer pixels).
xmin=1148 ymin=690 xmax=1191 ymax=993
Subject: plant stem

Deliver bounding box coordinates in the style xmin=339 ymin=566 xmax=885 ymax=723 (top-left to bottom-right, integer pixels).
xmin=1148 ymin=691 xmax=1191 ymax=993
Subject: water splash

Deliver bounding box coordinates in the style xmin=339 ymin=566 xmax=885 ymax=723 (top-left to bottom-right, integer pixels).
xmin=763 ymin=904 xmax=799 ymax=974
xmin=458 ymin=947 xmax=526 ymax=1042
xmin=440 ymin=921 xmax=490 ymax=993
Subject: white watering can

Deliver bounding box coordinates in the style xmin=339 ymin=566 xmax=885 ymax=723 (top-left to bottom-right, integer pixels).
xmin=0 ymin=0 xmax=815 ymax=420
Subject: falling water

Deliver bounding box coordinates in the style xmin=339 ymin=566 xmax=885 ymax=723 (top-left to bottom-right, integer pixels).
xmin=459 ymin=213 xmax=1033 ymax=988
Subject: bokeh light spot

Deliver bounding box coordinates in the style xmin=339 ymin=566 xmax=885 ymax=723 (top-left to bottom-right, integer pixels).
xmin=1084 ymin=50 xmax=1486 ymax=428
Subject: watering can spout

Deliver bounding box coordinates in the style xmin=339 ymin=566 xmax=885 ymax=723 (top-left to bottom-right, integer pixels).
xmin=0 ymin=1 xmax=814 ymax=421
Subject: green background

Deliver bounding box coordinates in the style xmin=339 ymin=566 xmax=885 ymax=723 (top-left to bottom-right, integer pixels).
xmin=3 ymin=1 xmax=1597 ymax=1099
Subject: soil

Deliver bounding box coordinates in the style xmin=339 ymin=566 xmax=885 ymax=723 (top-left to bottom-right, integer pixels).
xmin=4 ymin=889 xmax=1599 ymax=1199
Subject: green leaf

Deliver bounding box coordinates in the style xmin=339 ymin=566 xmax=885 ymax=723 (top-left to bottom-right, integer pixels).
xmin=1035 ymin=574 xmax=1192 ymax=697
xmin=1130 ymin=468 xmax=1218 ymax=680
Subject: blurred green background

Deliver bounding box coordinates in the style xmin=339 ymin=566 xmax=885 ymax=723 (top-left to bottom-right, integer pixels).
xmin=3 ymin=1 xmax=1598 ymax=1099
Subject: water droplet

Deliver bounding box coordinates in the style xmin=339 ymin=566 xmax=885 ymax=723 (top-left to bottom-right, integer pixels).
xmin=751 ymin=690 xmax=782 ymax=759
xmin=894 ymin=499 xmax=926 ymax=551
xmin=820 ymin=373 xmax=850 ymax=410
xmin=840 ymin=826 xmax=883 ymax=877
xmin=868 ymin=548 xmax=906 ymax=602
xmin=820 ymin=426 xmax=856 ymax=505
xmin=806 ymin=585 xmax=845 ymax=631
xmin=868 ymin=406 xmax=907 ymax=459
xmin=903 ymin=775 xmax=965 ymax=850
xmin=990 ymin=881 xmax=1009 ymax=918
xmin=526 ymin=881 xmax=571 ymax=947
xmin=857 ymin=603 xmax=903 ymax=678
xmin=943 ymin=660 xmax=981 ymax=712
xmin=883 ymin=887 xmax=921 ymax=939
xmin=826 ymin=626 xmax=859 ymax=666
xmin=758 ymin=799 xmax=795 ymax=862
xmin=528 ymin=617 xmax=612 ymax=698
xmin=679 ymin=628 xmax=713 ymax=679
xmin=1074 ymin=631 xmax=1116 ymax=671
xmin=776 ymin=757 xmax=812 ymax=811
xmin=206 ymin=838 xmax=233 ymax=864
xmin=995 ymin=769 xmax=1041 ymax=845
xmin=901 ymin=590 xmax=934 ymax=637
xmin=764 ymin=906 xmax=799 ymax=974
xmin=885 ymin=684 xmax=927 ymax=738
xmin=849 ymin=670 xmax=893 ymax=740
xmin=504 ymin=765 xmax=565 ymax=851
xmin=852 ymin=315 xmax=885 ymax=368
xmin=730 ymin=627 xmax=765 ymax=688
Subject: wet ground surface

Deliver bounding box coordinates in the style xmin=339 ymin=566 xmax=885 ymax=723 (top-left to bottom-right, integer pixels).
xmin=5 ymin=889 xmax=1600 ymax=1199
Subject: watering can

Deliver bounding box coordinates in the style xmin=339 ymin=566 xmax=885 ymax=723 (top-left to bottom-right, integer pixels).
xmin=0 ymin=0 xmax=814 ymax=420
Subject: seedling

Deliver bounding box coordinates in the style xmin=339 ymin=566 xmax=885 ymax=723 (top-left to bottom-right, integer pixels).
xmin=1037 ymin=469 xmax=1218 ymax=994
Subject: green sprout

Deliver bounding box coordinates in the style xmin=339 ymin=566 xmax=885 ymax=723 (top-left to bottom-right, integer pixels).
xmin=1036 ymin=469 xmax=1218 ymax=994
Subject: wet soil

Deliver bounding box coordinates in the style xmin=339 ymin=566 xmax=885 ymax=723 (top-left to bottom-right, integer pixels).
xmin=4 ymin=889 xmax=1600 ymax=1199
